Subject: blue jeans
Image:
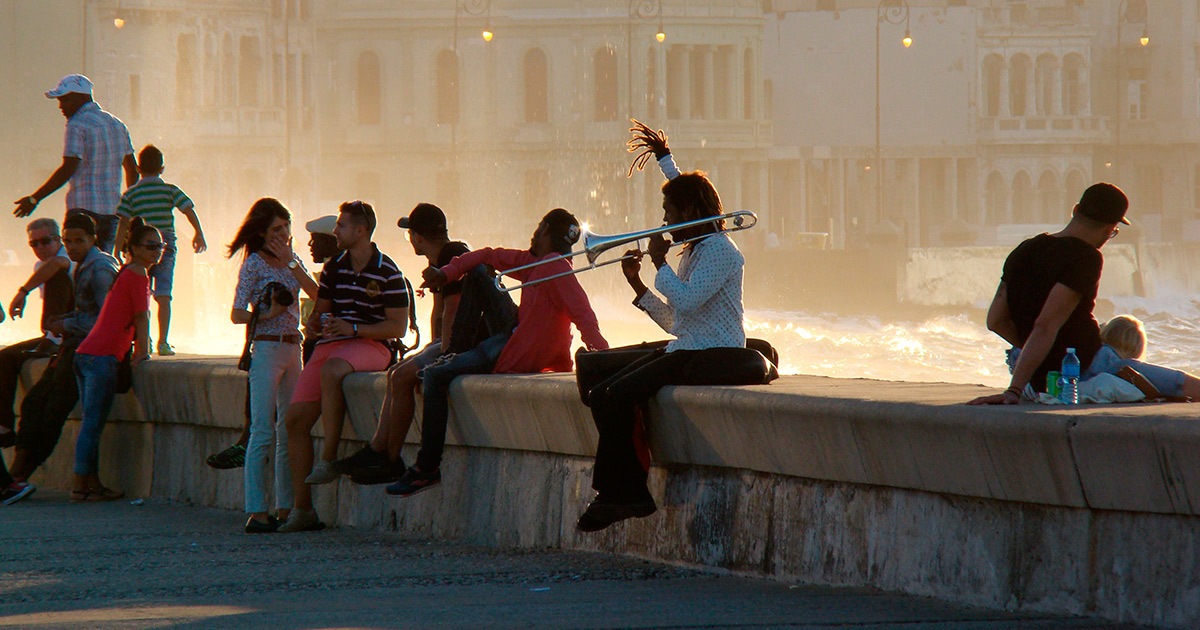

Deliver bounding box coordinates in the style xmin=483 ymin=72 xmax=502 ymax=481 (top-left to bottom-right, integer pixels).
xmin=244 ymin=340 xmax=301 ymax=514
xmin=1084 ymin=344 xmax=1187 ymax=398
xmin=149 ymin=230 xmax=176 ymax=297
xmin=73 ymin=353 xmax=119 ymax=476
xmin=414 ymin=332 xmax=511 ymax=471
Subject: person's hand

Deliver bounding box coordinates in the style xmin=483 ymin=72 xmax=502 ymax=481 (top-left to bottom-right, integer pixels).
xmin=9 ymin=292 xmax=27 ymax=320
xmin=966 ymin=390 xmax=1021 ymax=405
xmin=261 ymin=301 xmax=288 ymax=321
xmin=132 ymin=352 xmax=151 ymax=366
xmin=626 ymin=119 xmax=671 ymax=177
xmin=12 ymin=196 xmax=37 ymax=218
xmin=421 ymin=266 xmax=448 ymax=289
xmin=322 ymin=316 xmax=354 ymax=338
xmin=193 ymin=233 xmax=207 ymax=254
xmin=647 ymin=233 xmax=670 ymax=268
xmin=45 ymin=319 xmax=65 ymax=335
xmin=620 ymin=248 xmax=642 ymax=283
xmin=263 ymin=232 xmax=293 ymax=263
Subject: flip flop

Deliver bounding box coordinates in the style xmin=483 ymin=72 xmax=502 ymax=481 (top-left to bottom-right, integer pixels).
xmin=69 ymin=489 xmax=92 ymax=503
xmin=90 ymin=486 xmax=125 ymax=502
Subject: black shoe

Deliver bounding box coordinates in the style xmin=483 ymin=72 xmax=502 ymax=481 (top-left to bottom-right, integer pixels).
xmin=349 ymin=456 xmax=407 ymax=485
xmin=576 ymin=495 xmax=657 ymax=533
xmin=23 ymin=338 xmax=59 ymax=358
xmin=244 ymin=515 xmax=281 ymax=533
xmin=386 ymin=466 xmax=441 ymax=497
xmin=207 ymin=444 xmax=246 ymax=469
xmin=332 ymin=445 xmax=390 ymax=476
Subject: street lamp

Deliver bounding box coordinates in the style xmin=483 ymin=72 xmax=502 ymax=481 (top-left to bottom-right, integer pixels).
xmin=1115 ymin=0 xmax=1148 ymax=175
xmin=875 ymin=0 xmax=911 ymax=224
xmin=458 ymin=0 xmax=492 ymax=43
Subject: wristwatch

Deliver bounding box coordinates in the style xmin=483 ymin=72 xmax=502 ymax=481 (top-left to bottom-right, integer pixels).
xmin=25 ymin=195 xmax=38 ymax=206
xmin=287 ymin=259 xmax=298 ymax=270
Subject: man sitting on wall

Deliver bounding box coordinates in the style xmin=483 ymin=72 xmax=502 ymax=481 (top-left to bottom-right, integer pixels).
xmin=969 ymin=182 xmax=1200 ymax=404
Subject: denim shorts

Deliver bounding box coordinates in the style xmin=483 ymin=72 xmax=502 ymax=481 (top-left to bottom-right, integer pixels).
xmin=149 ymin=230 xmax=176 ymax=298
xmin=1084 ymin=344 xmax=1188 ymax=398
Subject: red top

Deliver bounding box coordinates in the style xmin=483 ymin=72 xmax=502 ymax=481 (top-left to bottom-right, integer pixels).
xmin=442 ymin=248 xmax=609 ymax=374
xmin=76 ymin=268 xmax=150 ymax=359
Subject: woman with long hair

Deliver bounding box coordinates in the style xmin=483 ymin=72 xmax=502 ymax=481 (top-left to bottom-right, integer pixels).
xmin=70 ymin=217 xmax=161 ymax=502
xmin=228 ymin=198 xmax=318 ymax=533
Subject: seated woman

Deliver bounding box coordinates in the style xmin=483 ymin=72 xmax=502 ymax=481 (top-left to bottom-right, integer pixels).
xmin=1099 ymin=314 xmax=1145 ymax=360
xmin=70 ymin=218 xmax=160 ymax=502
xmin=575 ymin=121 xmax=776 ymax=533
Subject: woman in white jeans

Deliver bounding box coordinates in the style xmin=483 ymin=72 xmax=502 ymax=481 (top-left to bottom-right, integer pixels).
xmin=228 ymin=198 xmax=318 ymax=533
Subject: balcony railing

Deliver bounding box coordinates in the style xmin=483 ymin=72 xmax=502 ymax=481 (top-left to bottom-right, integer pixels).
xmin=982 ymin=5 xmax=1083 ymax=27
xmin=977 ymin=115 xmax=1107 ymax=143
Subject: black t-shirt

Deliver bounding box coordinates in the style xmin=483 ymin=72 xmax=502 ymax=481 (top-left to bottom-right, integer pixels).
xmin=434 ymin=241 xmax=470 ymax=296
xmin=1001 ymin=234 xmax=1103 ymax=392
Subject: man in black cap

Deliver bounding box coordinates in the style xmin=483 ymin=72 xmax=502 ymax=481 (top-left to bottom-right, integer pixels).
xmin=970 ymin=182 xmax=1200 ymax=404
xmin=333 ymin=203 xmax=472 ymax=483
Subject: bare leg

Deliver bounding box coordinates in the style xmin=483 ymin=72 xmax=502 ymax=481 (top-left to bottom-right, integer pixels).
xmin=284 ymin=401 xmax=321 ymax=511
xmin=154 ymin=296 xmax=171 ymax=346
xmin=10 ymin=448 xmax=31 ymax=482
xmin=317 ymin=358 xmax=353 ymax=463
xmin=1181 ymin=374 xmax=1200 ymax=399
xmin=384 ymin=361 xmax=420 ymax=461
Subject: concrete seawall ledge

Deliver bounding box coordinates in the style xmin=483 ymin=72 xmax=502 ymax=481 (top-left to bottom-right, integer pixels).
xmin=15 ymin=354 xmax=1200 ymax=629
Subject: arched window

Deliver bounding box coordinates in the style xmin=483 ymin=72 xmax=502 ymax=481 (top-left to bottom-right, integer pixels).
xmin=1035 ymin=53 xmax=1059 ymax=116
xmin=1012 ymin=171 xmax=1034 ymax=223
xmin=1038 ymin=171 xmax=1060 ymax=223
xmin=176 ymin=35 xmax=197 ymax=115
xmin=743 ymin=48 xmax=755 ymax=119
xmin=221 ymin=34 xmax=235 ymax=108
xmin=1009 ymin=54 xmax=1032 ymax=117
xmin=1065 ymin=169 xmax=1087 ymax=201
xmin=985 ymin=171 xmax=1007 ymax=226
xmin=436 ymin=49 xmax=459 ymax=124
xmin=524 ymin=48 xmax=548 ymax=123
xmin=1062 ymin=54 xmax=1087 ymax=116
xmin=239 ymin=36 xmax=261 ymax=108
xmin=357 ymin=51 xmax=381 ymax=125
xmin=593 ymin=47 xmax=618 ymax=122
xmin=982 ymin=54 xmax=1004 ymax=117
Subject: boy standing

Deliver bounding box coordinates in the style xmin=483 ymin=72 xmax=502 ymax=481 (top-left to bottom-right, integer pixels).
xmin=113 ymin=144 xmax=207 ymax=355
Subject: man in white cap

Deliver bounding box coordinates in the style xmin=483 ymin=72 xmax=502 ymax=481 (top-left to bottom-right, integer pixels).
xmin=12 ymin=74 xmax=137 ymax=253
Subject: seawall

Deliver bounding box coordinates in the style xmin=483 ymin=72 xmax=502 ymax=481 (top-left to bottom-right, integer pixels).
xmin=16 ymin=355 xmax=1200 ymax=628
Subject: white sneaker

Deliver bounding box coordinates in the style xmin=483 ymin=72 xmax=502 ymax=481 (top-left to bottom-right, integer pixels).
xmin=304 ymin=460 xmax=340 ymax=485
xmin=276 ymin=508 xmax=325 ymax=533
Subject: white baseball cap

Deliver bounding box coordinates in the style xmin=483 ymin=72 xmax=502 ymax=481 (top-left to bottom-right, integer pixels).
xmin=45 ymin=74 xmax=94 ymax=99
xmin=305 ymin=215 xmax=337 ymax=236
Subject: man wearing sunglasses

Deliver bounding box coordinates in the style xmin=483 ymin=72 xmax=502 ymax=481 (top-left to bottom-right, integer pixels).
xmin=0 ymin=219 xmax=74 ymax=452
xmin=971 ymin=183 xmax=1200 ymax=404
xmin=4 ymin=213 xmax=120 ymax=495
xmin=279 ymin=201 xmax=409 ymax=533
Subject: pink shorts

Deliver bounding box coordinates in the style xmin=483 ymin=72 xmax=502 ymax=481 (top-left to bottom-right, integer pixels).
xmin=290 ymin=338 xmax=391 ymax=404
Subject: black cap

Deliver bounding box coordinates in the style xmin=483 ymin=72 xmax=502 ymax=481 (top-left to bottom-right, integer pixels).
xmin=397 ymin=203 xmax=447 ymax=236
xmin=1077 ymin=182 xmax=1130 ymax=225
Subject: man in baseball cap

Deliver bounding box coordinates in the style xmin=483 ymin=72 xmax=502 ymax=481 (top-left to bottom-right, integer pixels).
xmin=971 ymin=181 xmax=1200 ymax=406
xmin=13 ymin=73 xmax=137 ymax=254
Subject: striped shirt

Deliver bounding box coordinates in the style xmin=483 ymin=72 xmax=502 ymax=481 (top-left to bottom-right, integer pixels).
xmin=116 ymin=176 xmax=193 ymax=231
xmin=317 ymin=244 xmax=408 ymax=344
xmin=63 ymin=102 xmax=134 ymax=215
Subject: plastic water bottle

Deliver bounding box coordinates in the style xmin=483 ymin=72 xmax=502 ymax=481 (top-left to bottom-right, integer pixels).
xmin=1059 ymin=348 xmax=1080 ymax=405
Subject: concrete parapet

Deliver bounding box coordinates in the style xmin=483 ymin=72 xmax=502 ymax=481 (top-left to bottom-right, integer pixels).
xmin=10 ymin=353 xmax=1200 ymax=628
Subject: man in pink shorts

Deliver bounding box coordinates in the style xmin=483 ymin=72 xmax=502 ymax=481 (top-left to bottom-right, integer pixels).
xmin=278 ymin=201 xmax=408 ymax=533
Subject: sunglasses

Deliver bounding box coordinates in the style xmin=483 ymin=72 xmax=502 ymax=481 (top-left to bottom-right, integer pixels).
xmin=28 ymin=236 xmax=58 ymax=248
xmin=139 ymin=241 xmax=164 ymax=252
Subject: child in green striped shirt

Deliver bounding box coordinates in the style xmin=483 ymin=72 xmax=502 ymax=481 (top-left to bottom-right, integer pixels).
xmin=114 ymin=145 xmax=207 ymax=356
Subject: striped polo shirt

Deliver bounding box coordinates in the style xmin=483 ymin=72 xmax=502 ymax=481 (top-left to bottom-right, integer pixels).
xmin=317 ymin=244 xmax=409 ymax=344
xmin=115 ymin=176 xmax=193 ymax=232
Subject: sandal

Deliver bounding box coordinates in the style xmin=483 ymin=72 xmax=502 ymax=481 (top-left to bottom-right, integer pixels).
xmin=69 ymin=489 xmax=92 ymax=503
xmin=90 ymin=486 xmax=125 ymax=502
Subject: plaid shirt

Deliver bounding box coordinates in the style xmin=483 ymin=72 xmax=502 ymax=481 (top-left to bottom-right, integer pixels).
xmin=63 ymin=102 xmax=134 ymax=215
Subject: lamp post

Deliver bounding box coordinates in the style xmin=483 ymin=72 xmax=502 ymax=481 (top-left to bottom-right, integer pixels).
xmin=627 ymin=0 xmax=664 ymax=120
xmin=1114 ymin=0 xmax=1148 ymax=174
xmin=875 ymin=0 xmax=911 ymax=224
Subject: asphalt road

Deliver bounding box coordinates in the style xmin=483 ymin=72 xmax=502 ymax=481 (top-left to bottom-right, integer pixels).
xmin=0 ymin=491 xmax=1149 ymax=630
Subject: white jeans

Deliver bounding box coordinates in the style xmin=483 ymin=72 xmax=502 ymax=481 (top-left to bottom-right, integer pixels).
xmin=244 ymin=340 xmax=301 ymax=514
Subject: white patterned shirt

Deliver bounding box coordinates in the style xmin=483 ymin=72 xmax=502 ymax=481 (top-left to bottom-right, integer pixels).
xmin=635 ymin=232 xmax=746 ymax=352
xmin=62 ymin=102 xmax=135 ymax=215
xmin=232 ymin=253 xmax=306 ymax=337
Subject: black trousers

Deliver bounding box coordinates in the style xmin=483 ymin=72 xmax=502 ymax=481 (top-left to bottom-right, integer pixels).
xmin=15 ymin=339 xmax=80 ymax=473
xmin=586 ymin=346 xmax=774 ymax=502
xmin=0 ymin=338 xmax=44 ymax=430
xmin=443 ymin=265 xmax=518 ymax=355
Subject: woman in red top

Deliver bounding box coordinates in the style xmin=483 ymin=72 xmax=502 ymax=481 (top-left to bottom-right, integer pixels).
xmin=70 ymin=217 xmax=160 ymax=502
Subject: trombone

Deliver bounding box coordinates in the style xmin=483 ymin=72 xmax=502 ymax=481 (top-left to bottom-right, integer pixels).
xmin=493 ymin=210 xmax=757 ymax=292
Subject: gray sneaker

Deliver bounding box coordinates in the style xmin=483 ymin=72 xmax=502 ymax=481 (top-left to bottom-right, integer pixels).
xmin=304 ymin=460 xmax=340 ymax=485
xmin=276 ymin=508 xmax=325 ymax=533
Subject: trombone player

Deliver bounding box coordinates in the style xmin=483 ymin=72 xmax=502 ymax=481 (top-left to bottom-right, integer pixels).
xmin=576 ymin=122 xmax=776 ymax=533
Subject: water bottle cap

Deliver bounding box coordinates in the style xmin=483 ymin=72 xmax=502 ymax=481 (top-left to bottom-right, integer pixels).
xmin=1066 ymin=348 xmax=1076 ymax=353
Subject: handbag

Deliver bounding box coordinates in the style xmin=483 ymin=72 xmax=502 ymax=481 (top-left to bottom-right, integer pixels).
xmin=115 ymin=347 xmax=134 ymax=394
